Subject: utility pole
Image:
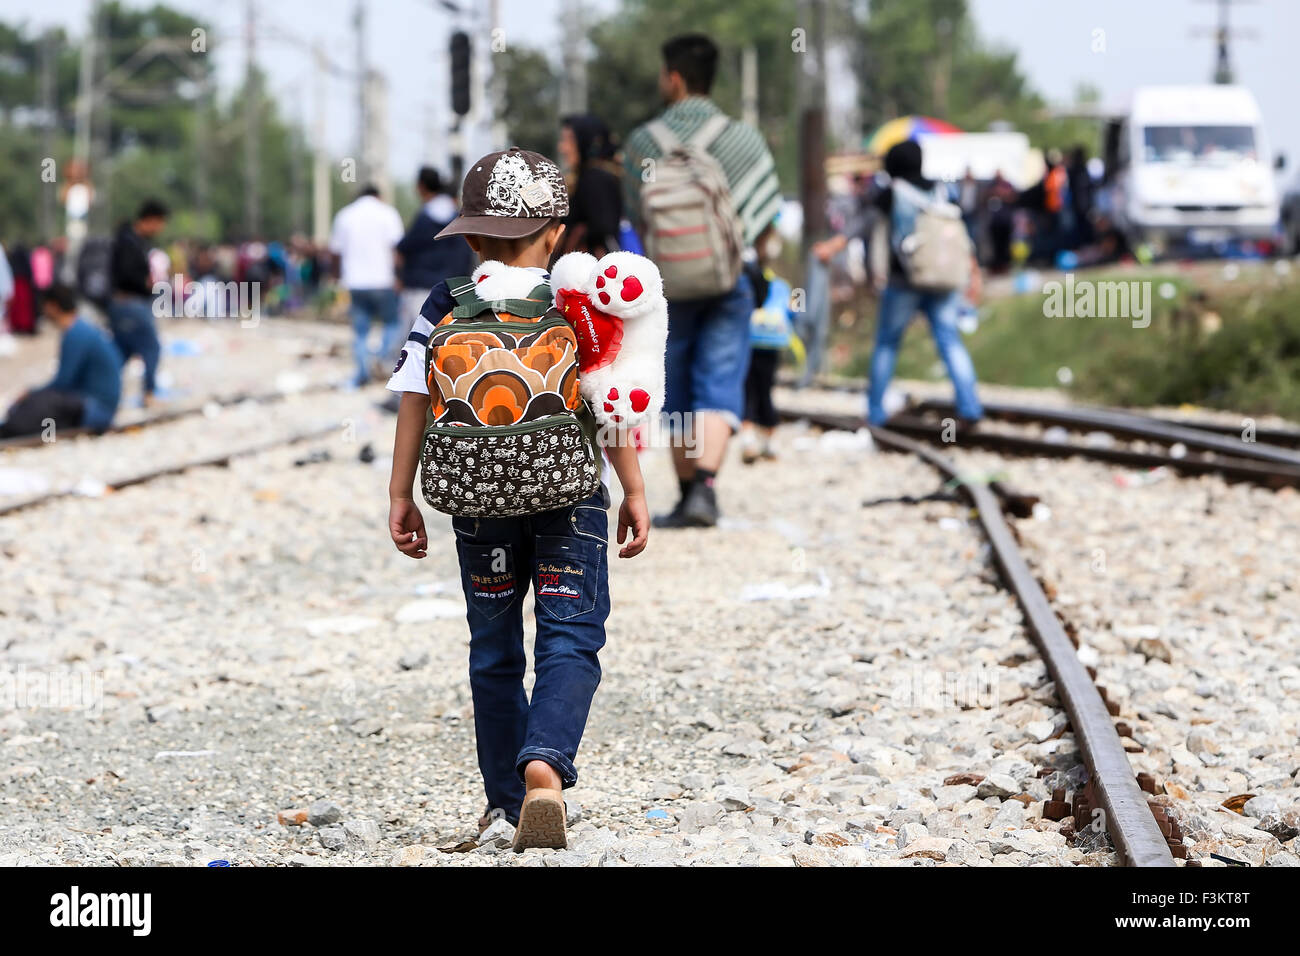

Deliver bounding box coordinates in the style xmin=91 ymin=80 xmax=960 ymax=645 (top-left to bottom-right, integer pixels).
xmin=312 ymin=42 xmax=331 ymax=245
xmin=799 ymin=0 xmax=829 ymax=251
xmin=354 ymin=0 xmax=369 ymax=185
xmin=489 ymin=0 xmax=507 ymax=149
xmin=558 ymin=0 xmax=587 ymax=116
xmin=39 ymin=30 xmax=56 ymax=242
xmin=1191 ymin=0 xmax=1258 ymax=85
xmin=741 ymin=45 xmax=759 ymax=129
xmin=243 ymin=0 xmax=261 ymax=237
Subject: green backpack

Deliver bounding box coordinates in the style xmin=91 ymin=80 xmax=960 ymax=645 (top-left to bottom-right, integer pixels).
xmin=419 ymin=276 xmax=601 ymax=517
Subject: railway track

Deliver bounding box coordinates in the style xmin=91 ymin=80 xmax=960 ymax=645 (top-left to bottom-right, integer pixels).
xmin=779 ymin=403 xmax=1300 ymax=490
xmin=783 ymin=406 xmax=1181 ymax=865
xmin=0 ymin=379 xmax=349 ymax=453
xmin=0 ymin=421 xmax=346 ymax=518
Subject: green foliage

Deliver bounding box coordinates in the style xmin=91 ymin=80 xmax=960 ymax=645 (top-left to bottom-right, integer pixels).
xmin=841 ymin=272 xmax=1300 ymax=422
xmin=854 ymin=0 xmax=1101 ymax=153
xmin=498 ymin=47 xmax=560 ymax=157
xmin=583 ymin=0 xmax=801 ymax=188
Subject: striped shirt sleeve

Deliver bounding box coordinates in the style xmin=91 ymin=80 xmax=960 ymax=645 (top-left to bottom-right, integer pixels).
xmin=386 ymin=313 xmax=434 ymax=395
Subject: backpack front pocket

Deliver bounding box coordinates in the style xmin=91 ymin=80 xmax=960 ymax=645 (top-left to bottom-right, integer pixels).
xmin=420 ymin=414 xmax=601 ymax=518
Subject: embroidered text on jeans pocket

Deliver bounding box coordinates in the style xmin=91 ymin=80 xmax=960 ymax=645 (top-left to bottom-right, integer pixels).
xmin=533 ymin=536 xmax=600 ymax=621
xmin=457 ymin=541 xmax=518 ymax=621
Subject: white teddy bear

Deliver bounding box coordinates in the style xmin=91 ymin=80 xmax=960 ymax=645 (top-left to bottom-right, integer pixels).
xmin=550 ymin=251 xmax=668 ymax=430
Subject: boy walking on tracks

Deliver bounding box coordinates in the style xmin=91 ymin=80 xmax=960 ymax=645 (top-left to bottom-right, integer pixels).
xmin=386 ymin=148 xmax=659 ymax=851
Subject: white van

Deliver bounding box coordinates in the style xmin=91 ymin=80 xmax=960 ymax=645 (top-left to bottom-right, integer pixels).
xmin=1101 ymin=85 xmax=1280 ymax=248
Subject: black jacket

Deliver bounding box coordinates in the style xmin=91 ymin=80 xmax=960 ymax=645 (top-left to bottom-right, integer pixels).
xmin=110 ymin=222 xmax=153 ymax=297
xmin=397 ymin=199 xmax=477 ymax=291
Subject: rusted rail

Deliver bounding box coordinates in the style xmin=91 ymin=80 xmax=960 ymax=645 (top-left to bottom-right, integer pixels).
xmin=778 ymin=405 xmax=1178 ymax=865
xmin=0 ymin=422 xmax=343 ymax=517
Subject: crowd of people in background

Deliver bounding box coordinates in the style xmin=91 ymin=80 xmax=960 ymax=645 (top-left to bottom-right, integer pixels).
xmin=3 ymin=27 xmax=1145 ymax=518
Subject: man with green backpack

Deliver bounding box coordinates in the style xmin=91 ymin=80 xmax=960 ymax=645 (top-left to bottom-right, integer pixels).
xmin=623 ymin=33 xmax=782 ymax=528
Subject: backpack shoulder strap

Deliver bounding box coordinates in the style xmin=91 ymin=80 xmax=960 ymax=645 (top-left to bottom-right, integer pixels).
xmin=646 ymin=119 xmax=681 ymax=155
xmin=687 ymin=113 xmax=731 ymax=152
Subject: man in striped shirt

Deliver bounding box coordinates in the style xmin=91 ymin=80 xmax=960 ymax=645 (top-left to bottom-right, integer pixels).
xmin=623 ymin=34 xmax=782 ymax=529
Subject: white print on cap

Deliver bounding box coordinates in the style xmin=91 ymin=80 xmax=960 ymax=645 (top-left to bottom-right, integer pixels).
xmin=483 ymin=153 xmax=567 ymax=217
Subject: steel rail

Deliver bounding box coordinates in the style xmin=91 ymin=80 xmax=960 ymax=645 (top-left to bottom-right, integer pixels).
xmin=0 ymin=422 xmax=343 ymax=517
xmin=865 ymin=424 xmax=1176 ymax=867
xmin=912 ymin=398 xmax=1300 ymax=467
xmin=0 ymin=380 xmax=347 ymax=452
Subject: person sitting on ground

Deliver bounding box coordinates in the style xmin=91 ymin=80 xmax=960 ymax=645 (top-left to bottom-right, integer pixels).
xmin=0 ymin=283 xmax=122 ymax=438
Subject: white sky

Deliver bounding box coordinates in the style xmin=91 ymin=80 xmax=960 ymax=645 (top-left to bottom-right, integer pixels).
xmin=6 ymin=0 xmax=1298 ymax=188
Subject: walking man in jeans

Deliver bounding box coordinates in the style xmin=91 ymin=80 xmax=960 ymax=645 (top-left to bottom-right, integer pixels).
xmin=623 ymin=33 xmax=782 ymax=528
xmin=329 ymin=184 xmax=405 ymax=385
xmin=108 ymin=199 xmax=168 ymax=406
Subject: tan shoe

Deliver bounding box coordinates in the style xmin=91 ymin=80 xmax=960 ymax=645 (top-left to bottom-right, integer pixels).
xmin=512 ymin=788 xmax=567 ymax=852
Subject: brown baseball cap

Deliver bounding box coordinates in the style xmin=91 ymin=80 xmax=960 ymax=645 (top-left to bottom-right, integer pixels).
xmin=436 ymin=147 xmax=570 ymax=240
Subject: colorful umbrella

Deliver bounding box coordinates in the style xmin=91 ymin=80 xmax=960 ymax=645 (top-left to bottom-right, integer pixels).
xmin=865 ymin=115 xmax=962 ymax=156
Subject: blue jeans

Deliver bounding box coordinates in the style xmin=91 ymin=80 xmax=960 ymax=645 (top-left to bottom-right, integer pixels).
xmin=348 ymin=287 xmax=401 ymax=384
xmin=107 ymin=297 xmax=161 ymax=396
xmin=452 ymin=486 xmax=611 ymax=821
xmin=868 ymin=283 xmax=983 ymax=425
xmin=664 ymin=272 xmax=754 ymax=431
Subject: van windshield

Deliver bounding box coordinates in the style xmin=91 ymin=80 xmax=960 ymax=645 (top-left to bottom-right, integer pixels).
xmin=1142 ymin=125 xmax=1257 ymax=165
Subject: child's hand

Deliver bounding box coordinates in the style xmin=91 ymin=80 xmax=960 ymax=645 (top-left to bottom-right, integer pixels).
xmin=616 ymin=492 xmax=649 ymax=558
xmin=389 ymin=497 xmax=428 ymax=559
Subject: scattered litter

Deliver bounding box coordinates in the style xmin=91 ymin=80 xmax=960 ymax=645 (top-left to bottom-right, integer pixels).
xmin=153 ymin=750 xmax=218 ymax=760
xmin=293 ymin=449 xmax=332 ymax=467
xmin=394 ymin=599 xmax=463 ymax=623
xmin=937 ymin=517 xmax=964 ymax=531
xmin=739 ymin=570 xmax=831 ymax=602
xmin=302 ymin=616 xmax=380 ymax=637
xmin=274 ymin=371 xmax=309 ymax=394
xmin=1114 ymin=466 xmax=1170 ymax=488
xmin=0 ymin=468 xmax=50 ymax=497
xmin=206 ymin=859 xmax=231 ymax=867
xmin=165 ymin=339 xmax=203 ymax=357
xmin=1055 ymin=366 xmax=1074 ymax=386
xmin=71 ymin=477 xmax=108 ymax=498
xmin=646 ymin=808 xmax=670 ymax=821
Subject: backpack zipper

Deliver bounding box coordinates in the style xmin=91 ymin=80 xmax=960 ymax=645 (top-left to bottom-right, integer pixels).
xmin=426 ymin=414 xmax=581 ymax=438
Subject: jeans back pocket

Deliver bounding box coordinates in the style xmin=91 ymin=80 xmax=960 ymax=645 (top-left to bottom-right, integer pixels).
xmin=533 ymin=536 xmax=602 ymax=622
xmin=457 ymin=541 xmax=519 ymax=621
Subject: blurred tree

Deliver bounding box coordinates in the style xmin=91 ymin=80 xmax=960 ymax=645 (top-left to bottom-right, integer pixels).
xmin=498 ymin=46 xmax=561 ymax=157
xmin=582 ymin=0 xmax=801 ymax=188
xmin=855 ymin=0 xmax=1102 ymax=154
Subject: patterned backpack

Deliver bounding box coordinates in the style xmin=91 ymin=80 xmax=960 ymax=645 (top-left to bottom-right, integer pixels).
xmin=420 ymin=271 xmax=601 ymax=517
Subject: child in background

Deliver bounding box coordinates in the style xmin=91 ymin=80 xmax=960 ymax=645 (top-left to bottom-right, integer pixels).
xmin=740 ymin=225 xmax=796 ymax=464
